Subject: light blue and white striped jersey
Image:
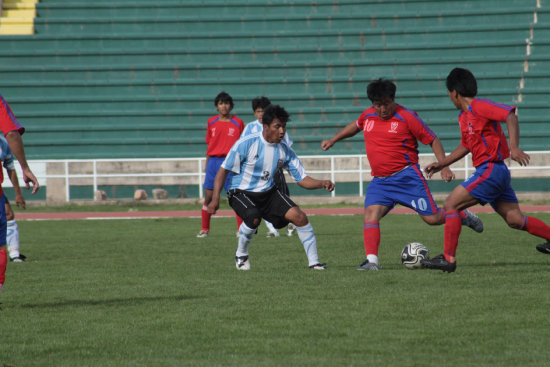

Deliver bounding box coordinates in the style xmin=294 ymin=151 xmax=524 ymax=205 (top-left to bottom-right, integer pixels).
xmin=243 ymin=119 xmax=294 ymax=147
xmin=222 ymin=132 xmax=307 ymax=192
xmin=0 ymin=135 xmax=15 ymax=171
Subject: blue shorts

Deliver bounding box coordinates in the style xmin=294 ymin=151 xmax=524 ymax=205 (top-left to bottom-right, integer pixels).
xmin=0 ymin=194 xmax=6 ymax=245
xmin=462 ymin=161 xmax=518 ymax=210
xmin=364 ymin=164 xmax=439 ymax=216
xmin=203 ymin=156 xmax=231 ymax=191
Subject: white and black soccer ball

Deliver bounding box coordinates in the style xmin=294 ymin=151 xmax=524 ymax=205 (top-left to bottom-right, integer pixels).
xmin=401 ymin=242 xmax=429 ymax=269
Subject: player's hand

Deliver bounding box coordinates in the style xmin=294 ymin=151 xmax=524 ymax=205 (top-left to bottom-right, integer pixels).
xmin=321 ymin=139 xmax=334 ymax=151
xmin=440 ymin=167 xmax=455 ymax=182
xmin=22 ymin=167 xmax=39 ymax=194
xmin=322 ymin=180 xmax=335 ymax=192
xmin=511 ymin=147 xmax=530 ymax=166
xmin=424 ymin=162 xmax=443 ymax=179
xmin=15 ymin=194 xmax=26 ymax=209
xmin=207 ymin=200 xmax=219 ymax=215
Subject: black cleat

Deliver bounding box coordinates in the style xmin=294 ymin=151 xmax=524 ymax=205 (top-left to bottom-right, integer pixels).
xmin=309 ymin=263 xmax=327 ymax=270
xmin=536 ymin=241 xmax=550 ymax=254
xmin=421 ymin=254 xmax=457 ymax=273
xmin=9 ymin=254 xmax=26 ymax=262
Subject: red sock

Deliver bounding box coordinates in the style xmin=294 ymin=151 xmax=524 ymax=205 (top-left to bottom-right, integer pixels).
xmin=363 ymin=222 xmax=380 ymax=256
xmin=522 ymin=216 xmax=550 ymax=241
xmin=201 ymin=205 xmax=211 ymax=232
xmin=444 ymin=211 xmax=462 ymax=262
xmin=0 ymin=248 xmax=7 ymax=287
xmin=236 ymin=215 xmax=243 ymax=230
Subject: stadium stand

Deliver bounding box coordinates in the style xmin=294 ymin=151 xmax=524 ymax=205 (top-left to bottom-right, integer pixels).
xmin=0 ymin=0 xmax=547 ymax=159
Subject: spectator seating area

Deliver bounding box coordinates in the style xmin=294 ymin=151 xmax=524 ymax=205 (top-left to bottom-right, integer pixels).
xmin=0 ymin=0 xmax=548 ymax=159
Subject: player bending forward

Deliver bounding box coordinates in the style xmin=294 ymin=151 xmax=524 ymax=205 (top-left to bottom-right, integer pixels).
xmin=321 ymin=78 xmax=483 ymax=271
xmin=421 ymin=68 xmax=550 ymax=272
xmin=208 ymin=104 xmax=334 ymax=270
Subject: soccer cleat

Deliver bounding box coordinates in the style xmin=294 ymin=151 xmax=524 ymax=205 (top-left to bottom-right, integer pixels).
xmin=196 ymin=230 xmax=209 ymax=238
xmin=287 ymin=223 xmax=296 ymax=237
xmin=462 ymin=209 xmax=484 ymax=233
xmin=356 ymin=259 xmax=380 ymax=271
xmin=309 ymin=263 xmax=326 ymax=270
xmin=235 ymin=255 xmax=250 ymax=270
xmin=536 ymin=241 xmax=550 ymax=254
xmin=421 ymin=254 xmax=457 ymax=273
xmin=9 ymin=254 xmax=26 ymax=263
xmin=266 ymin=230 xmax=280 ymax=238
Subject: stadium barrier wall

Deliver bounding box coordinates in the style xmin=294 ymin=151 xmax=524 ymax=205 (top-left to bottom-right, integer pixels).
xmin=9 ymin=152 xmax=550 ymax=204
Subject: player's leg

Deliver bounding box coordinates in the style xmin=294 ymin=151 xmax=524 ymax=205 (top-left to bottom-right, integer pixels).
xmin=228 ymin=190 xmax=262 ymax=270
xmin=282 ymin=206 xmax=325 ymax=269
xmin=0 ymin=196 xmax=7 ymax=294
xmin=357 ymin=204 xmax=390 ymax=271
xmin=198 ymin=188 xmax=213 ymax=237
xmin=5 ymin=200 xmax=23 ymax=262
xmin=264 ymin=220 xmax=279 ymax=237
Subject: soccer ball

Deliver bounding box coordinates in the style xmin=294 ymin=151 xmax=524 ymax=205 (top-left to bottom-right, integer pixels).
xmin=401 ymin=242 xmax=430 ymax=269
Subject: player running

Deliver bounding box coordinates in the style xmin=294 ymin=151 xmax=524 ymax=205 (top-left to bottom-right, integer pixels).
xmin=421 ymin=68 xmax=550 ymax=272
xmin=321 ymin=78 xmax=483 ymax=271
xmin=208 ymin=104 xmax=334 ymax=270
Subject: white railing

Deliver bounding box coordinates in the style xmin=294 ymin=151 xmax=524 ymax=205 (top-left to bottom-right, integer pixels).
xmin=16 ymin=151 xmax=550 ymax=202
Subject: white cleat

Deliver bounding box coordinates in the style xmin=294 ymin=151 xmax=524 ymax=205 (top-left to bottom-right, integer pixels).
xmin=235 ymin=256 xmax=250 ymax=270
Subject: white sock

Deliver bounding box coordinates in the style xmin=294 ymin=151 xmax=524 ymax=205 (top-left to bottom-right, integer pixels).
xmin=7 ymin=220 xmax=20 ymax=259
xmin=264 ymin=220 xmax=277 ymax=233
xmin=296 ymin=222 xmax=320 ymax=266
xmin=367 ymin=254 xmax=379 ymax=265
xmin=236 ymin=222 xmax=256 ymax=257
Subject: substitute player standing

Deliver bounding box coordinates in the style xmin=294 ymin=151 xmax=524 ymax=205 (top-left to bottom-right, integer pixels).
xmin=321 ymin=78 xmax=483 ymax=271
xmin=197 ymin=91 xmax=245 ymax=238
xmin=208 ymin=104 xmax=334 ymax=270
xmin=421 ymin=68 xmax=550 ymax=272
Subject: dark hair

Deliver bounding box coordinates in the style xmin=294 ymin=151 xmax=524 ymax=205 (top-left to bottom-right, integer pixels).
xmin=367 ymin=78 xmax=396 ymax=102
xmin=446 ymin=68 xmax=478 ymax=97
xmin=251 ymin=96 xmax=271 ymax=111
xmin=214 ymin=91 xmax=234 ymax=109
xmin=262 ymin=104 xmax=290 ymax=126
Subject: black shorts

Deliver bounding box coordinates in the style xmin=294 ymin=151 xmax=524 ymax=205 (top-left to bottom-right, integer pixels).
xmin=228 ymin=187 xmax=297 ymax=229
xmin=273 ymin=168 xmax=290 ymax=196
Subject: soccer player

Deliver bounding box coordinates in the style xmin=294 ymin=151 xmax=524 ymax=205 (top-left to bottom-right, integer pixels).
xmin=321 ymin=78 xmax=483 ymax=271
xmin=242 ymin=96 xmax=296 ymax=237
xmin=207 ymin=104 xmax=334 ymax=270
xmin=0 ymin=94 xmax=39 ymax=295
xmin=0 ymin=135 xmax=26 ymax=262
xmin=421 ymin=67 xmax=550 ymax=272
xmin=197 ymin=91 xmax=245 ymax=238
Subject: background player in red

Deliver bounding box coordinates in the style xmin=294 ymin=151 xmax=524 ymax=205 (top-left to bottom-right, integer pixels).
xmin=321 ymin=78 xmax=482 ymax=270
xmin=422 ymin=68 xmax=550 ymax=272
xmin=197 ymin=91 xmax=245 ymax=238
xmin=0 ymin=94 xmax=39 ymax=295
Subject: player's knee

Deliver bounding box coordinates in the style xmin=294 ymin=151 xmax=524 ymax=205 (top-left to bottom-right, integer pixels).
xmin=242 ymin=209 xmax=262 ymax=229
xmin=507 ymin=217 xmax=524 ymax=230
xmin=5 ymin=211 xmax=14 ymax=221
xmin=292 ymin=211 xmax=309 ymax=227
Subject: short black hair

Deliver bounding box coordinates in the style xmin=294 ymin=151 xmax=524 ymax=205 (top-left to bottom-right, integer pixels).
xmin=367 ymin=78 xmax=396 ymax=102
xmin=214 ymin=91 xmax=234 ymax=109
xmin=446 ymin=68 xmax=478 ymax=97
xmin=262 ymin=104 xmax=290 ymax=126
xmin=251 ymin=96 xmax=271 ymax=111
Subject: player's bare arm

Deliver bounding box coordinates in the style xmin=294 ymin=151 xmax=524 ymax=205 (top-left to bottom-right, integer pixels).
xmin=7 ymin=168 xmax=25 ymax=209
xmin=5 ymin=131 xmax=39 ymax=194
xmin=429 ymin=137 xmax=455 ymax=182
xmin=425 ymin=144 xmax=470 ymax=179
xmin=297 ymin=176 xmax=335 ymax=192
xmin=207 ymin=168 xmax=230 ymax=214
xmin=321 ymin=121 xmax=361 ymax=151
xmin=505 ymin=113 xmax=530 ymax=166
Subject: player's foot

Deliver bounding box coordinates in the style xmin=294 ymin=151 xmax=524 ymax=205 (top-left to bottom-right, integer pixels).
xmin=287 ymin=223 xmax=296 ymax=237
xmin=266 ymin=230 xmax=280 ymax=238
xmin=196 ymin=230 xmax=209 ymax=238
xmin=309 ymin=263 xmax=326 ymax=270
xmin=536 ymin=241 xmax=550 ymax=254
xmin=10 ymin=254 xmax=26 ymax=262
xmin=235 ymin=255 xmax=250 ymax=270
xmin=356 ymin=259 xmax=380 ymax=271
xmin=421 ymin=254 xmax=457 ymax=273
xmin=462 ymin=209 xmax=484 ymax=233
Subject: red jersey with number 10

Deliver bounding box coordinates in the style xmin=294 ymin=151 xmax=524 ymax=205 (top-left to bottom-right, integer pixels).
xmin=458 ymin=98 xmax=515 ymax=167
xmin=205 ymin=115 xmax=245 ymax=157
xmin=355 ymin=105 xmax=436 ymax=177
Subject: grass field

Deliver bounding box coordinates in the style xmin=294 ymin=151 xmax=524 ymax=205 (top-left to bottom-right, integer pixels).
xmin=1 ymin=212 xmax=550 ymax=366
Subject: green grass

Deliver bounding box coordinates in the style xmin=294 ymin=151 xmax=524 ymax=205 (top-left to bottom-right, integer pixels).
xmin=1 ymin=212 xmax=550 ymax=366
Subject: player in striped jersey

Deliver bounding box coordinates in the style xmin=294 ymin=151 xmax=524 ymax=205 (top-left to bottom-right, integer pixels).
xmin=422 ymin=68 xmax=550 ymax=272
xmin=207 ymin=104 xmax=334 ymax=270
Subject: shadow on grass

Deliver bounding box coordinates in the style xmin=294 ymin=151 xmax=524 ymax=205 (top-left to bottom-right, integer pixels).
xmin=19 ymin=294 xmax=200 ymax=309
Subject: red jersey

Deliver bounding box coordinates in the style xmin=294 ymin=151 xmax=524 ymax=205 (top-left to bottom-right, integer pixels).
xmin=458 ymin=98 xmax=514 ymax=167
xmin=0 ymin=95 xmax=25 ymax=190
xmin=355 ymin=105 xmax=436 ymax=177
xmin=205 ymin=115 xmax=244 ymax=157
